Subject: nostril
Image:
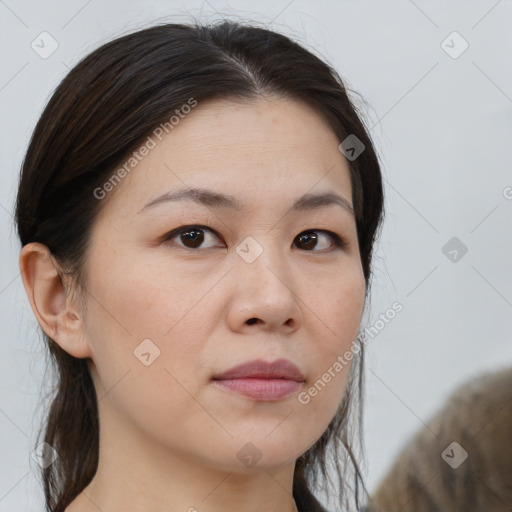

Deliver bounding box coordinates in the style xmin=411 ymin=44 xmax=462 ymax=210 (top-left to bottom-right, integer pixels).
xmin=246 ymin=318 xmax=259 ymax=325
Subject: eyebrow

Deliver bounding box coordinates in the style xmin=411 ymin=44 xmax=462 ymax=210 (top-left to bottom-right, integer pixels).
xmin=137 ymin=187 xmax=354 ymax=216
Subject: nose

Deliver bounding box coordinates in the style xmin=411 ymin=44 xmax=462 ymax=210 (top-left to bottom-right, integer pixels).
xmin=226 ymin=242 xmax=303 ymax=334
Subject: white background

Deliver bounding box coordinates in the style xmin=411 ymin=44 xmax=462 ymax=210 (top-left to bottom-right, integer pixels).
xmin=1 ymin=1 xmax=511 ymax=510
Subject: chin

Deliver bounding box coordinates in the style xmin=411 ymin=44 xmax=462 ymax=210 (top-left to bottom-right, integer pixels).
xmin=233 ymin=439 xmax=308 ymax=473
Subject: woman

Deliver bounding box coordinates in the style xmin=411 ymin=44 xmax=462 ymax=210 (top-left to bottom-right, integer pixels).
xmin=15 ymin=19 xmax=384 ymax=512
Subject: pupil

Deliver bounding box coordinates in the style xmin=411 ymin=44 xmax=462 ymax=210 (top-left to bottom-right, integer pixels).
xmin=299 ymin=231 xmax=317 ymax=249
xmin=181 ymin=229 xmax=204 ymax=248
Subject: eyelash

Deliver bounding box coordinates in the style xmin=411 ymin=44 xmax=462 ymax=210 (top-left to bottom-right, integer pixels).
xmin=162 ymin=224 xmax=347 ymax=252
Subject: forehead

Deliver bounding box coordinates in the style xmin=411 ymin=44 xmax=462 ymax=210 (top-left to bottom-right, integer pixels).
xmin=97 ymin=96 xmax=353 ymax=221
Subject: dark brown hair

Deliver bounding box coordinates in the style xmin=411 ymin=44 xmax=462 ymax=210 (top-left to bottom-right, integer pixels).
xmin=15 ymin=19 xmax=384 ymax=512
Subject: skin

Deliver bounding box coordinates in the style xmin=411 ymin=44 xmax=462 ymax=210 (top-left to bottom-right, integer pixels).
xmin=19 ymin=96 xmax=366 ymax=512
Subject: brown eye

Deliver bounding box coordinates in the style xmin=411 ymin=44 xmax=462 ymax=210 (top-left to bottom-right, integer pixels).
xmin=164 ymin=225 xmax=223 ymax=250
xmin=179 ymin=228 xmax=204 ymax=248
xmin=294 ymin=230 xmax=345 ymax=251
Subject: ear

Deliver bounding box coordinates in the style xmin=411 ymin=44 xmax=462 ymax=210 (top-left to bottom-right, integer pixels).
xmin=19 ymin=242 xmax=92 ymax=359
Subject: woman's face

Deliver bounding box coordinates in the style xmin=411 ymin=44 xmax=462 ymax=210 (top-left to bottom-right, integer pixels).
xmin=80 ymin=96 xmax=366 ymax=472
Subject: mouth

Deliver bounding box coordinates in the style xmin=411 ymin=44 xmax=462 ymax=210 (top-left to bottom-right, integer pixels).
xmin=212 ymin=358 xmax=305 ymax=401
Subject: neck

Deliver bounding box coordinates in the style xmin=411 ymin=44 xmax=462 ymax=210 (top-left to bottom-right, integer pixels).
xmin=66 ymin=397 xmax=300 ymax=512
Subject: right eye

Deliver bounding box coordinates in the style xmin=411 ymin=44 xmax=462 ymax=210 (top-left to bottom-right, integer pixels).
xmin=163 ymin=225 xmax=224 ymax=250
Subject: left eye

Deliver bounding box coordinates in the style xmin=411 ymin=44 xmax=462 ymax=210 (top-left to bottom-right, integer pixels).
xmin=294 ymin=230 xmax=343 ymax=251
xmin=164 ymin=225 xmax=345 ymax=251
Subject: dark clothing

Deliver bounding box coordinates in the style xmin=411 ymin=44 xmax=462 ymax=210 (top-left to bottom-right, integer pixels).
xmin=295 ymin=482 xmax=328 ymax=512
xmin=295 ymin=480 xmax=368 ymax=512
xmin=297 ymin=491 xmax=368 ymax=512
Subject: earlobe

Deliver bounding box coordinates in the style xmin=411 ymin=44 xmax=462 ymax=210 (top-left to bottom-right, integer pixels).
xmin=19 ymin=242 xmax=92 ymax=359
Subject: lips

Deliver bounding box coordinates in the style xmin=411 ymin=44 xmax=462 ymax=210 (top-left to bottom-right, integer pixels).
xmin=212 ymin=358 xmax=305 ymax=401
xmin=212 ymin=358 xmax=305 ymax=382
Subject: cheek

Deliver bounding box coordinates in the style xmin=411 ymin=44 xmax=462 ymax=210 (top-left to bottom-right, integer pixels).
xmin=298 ymin=266 xmax=364 ymax=417
xmin=83 ymin=254 xmax=217 ymax=404
xmin=86 ymin=252 xmax=217 ymax=343
xmin=84 ymin=280 xmax=209 ymax=447
xmin=309 ymin=263 xmax=366 ymax=348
